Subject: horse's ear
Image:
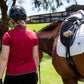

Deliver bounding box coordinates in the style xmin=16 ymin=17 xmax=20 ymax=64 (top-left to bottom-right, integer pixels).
xmin=33 ymin=30 xmax=36 ymax=33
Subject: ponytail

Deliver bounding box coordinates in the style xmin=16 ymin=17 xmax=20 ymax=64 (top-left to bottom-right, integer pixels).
xmin=16 ymin=20 xmax=26 ymax=26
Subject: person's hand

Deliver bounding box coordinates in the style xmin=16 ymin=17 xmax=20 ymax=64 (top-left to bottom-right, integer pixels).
xmin=0 ymin=79 xmax=2 ymax=84
xmin=36 ymin=70 xmax=38 ymax=74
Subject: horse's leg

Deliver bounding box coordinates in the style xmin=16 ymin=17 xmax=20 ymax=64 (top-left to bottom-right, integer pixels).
xmin=62 ymin=78 xmax=78 ymax=84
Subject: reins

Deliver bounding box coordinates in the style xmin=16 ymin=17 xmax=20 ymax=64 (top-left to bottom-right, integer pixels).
xmin=39 ymin=60 xmax=41 ymax=84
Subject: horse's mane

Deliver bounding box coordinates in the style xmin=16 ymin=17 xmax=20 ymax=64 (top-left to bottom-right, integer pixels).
xmin=38 ymin=20 xmax=63 ymax=32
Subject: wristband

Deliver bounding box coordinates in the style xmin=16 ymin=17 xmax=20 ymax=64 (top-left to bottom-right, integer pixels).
xmin=0 ymin=79 xmax=2 ymax=84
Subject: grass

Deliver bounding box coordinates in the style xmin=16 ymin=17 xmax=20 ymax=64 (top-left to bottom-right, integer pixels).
xmin=27 ymin=23 xmax=50 ymax=32
xmin=38 ymin=53 xmax=84 ymax=84
xmin=38 ymin=53 xmax=63 ymax=84
xmin=1 ymin=23 xmax=84 ymax=84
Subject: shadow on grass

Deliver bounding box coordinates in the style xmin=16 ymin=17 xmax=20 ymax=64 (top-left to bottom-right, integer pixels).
xmin=41 ymin=53 xmax=52 ymax=62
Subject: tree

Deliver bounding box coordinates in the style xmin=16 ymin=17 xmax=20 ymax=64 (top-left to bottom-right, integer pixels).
xmin=32 ymin=0 xmax=78 ymax=12
xmin=0 ymin=0 xmax=23 ymax=50
xmin=0 ymin=0 xmax=78 ymax=50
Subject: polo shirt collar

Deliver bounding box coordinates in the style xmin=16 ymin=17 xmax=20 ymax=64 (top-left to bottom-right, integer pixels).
xmin=14 ymin=25 xmax=26 ymax=29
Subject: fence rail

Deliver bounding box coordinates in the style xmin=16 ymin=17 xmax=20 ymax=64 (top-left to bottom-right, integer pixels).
xmin=28 ymin=11 xmax=71 ymax=23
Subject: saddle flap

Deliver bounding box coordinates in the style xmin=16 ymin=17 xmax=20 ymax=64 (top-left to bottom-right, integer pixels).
xmin=60 ymin=17 xmax=80 ymax=47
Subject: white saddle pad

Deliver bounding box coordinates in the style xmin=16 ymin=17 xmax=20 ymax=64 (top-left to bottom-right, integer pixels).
xmin=57 ymin=23 xmax=84 ymax=57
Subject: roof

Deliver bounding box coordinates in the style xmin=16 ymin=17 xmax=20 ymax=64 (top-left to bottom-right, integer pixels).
xmin=66 ymin=5 xmax=84 ymax=12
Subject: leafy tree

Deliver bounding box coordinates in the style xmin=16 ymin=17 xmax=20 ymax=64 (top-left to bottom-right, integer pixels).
xmin=0 ymin=0 xmax=23 ymax=50
xmin=32 ymin=0 xmax=78 ymax=12
xmin=0 ymin=0 xmax=78 ymax=50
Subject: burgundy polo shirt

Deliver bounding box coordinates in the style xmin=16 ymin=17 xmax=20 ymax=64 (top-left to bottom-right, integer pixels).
xmin=2 ymin=25 xmax=39 ymax=75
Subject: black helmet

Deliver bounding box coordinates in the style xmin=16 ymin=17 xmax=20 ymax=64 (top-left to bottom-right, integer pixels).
xmin=9 ymin=5 xmax=27 ymax=22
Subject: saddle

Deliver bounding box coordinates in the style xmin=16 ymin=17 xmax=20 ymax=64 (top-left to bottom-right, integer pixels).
xmin=60 ymin=17 xmax=80 ymax=47
xmin=60 ymin=10 xmax=84 ymax=47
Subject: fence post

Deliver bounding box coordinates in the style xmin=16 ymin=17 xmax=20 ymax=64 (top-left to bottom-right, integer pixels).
xmin=39 ymin=15 xmax=40 ymax=23
xmin=61 ymin=12 xmax=63 ymax=19
xmin=49 ymin=14 xmax=51 ymax=22
xmin=30 ymin=16 xmax=31 ymax=23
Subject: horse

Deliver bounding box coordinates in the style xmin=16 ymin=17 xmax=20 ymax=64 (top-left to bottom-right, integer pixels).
xmin=36 ymin=10 xmax=84 ymax=84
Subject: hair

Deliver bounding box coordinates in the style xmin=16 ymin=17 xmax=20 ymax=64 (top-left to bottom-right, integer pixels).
xmin=16 ymin=20 xmax=26 ymax=26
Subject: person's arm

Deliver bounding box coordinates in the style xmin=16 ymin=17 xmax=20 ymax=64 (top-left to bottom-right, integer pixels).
xmin=32 ymin=45 xmax=39 ymax=73
xmin=0 ymin=45 xmax=10 ymax=79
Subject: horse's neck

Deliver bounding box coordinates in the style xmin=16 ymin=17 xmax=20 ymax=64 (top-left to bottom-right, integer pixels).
xmin=38 ymin=37 xmax=54 ymax=56
xmin=37 ymin=22 xmax=62 ymax=56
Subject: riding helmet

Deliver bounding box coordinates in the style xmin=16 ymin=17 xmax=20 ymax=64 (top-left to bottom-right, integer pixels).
xmin=9 ymin=5 xmax=27 ymax=22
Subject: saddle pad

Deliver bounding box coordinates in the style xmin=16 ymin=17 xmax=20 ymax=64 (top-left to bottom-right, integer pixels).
xmin=68 ymin=10 xmax=84 ymax=19
xmin=57 ymin=23 xmax=84 ymax=57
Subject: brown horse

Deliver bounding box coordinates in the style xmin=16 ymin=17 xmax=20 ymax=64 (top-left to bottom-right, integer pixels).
xmin=36 ymin=20 xmax=63 ymax=59
xmin=52 ymin=10 xmax=84 ymax=84
xmin=36 ymin=10 xmax=84 ymax=83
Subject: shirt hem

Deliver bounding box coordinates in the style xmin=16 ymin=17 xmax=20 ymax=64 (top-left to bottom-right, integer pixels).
xmin=2 ymin=44 xmax=10 ymax=46
xmin=34 ymin=44 xmax=38 ymax=46
xmin=6 ymin=71 xmax=36 ymax=76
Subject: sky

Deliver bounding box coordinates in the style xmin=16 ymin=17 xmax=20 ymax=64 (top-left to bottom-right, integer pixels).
xmin=16 ymin=0 xmax=84 ymax=17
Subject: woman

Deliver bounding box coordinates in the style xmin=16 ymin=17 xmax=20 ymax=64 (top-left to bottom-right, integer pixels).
xmin=0 ymin=5 xmax=39 ymax=84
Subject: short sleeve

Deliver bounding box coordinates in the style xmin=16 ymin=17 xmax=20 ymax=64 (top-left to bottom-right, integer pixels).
xmin=2 ymin=32 xmax=10 ymax=46
xmin=34 ymin=34 xmax=39 ymax=46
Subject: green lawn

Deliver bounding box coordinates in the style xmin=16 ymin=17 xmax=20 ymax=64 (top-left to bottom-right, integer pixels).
xmin=27 ymin=23 xmax=50 ymax=32
xmin=37 ymin=53 xmax=84 ymax=84
xmin=1 ymin=23 xmax=84 ymax=84
xmin=38 ymin=53 xmax=63 ymax=84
